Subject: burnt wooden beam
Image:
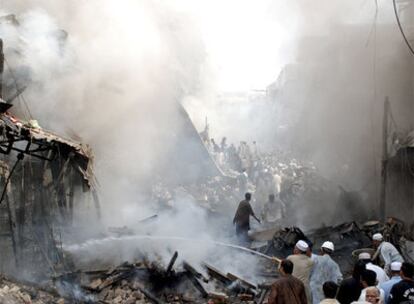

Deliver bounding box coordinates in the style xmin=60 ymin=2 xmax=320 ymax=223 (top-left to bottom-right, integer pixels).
xmin=166 ymin=251 xmax=178 ymax=275
xmin=95 ymin=269 xmax=135 ymax=292
xmin=226 ymin=272 xmax=257 ymax=290
xmin=134 ymin=282 xmax=164 ymax=304
xmin=202 ymin=262 xmax=232 ymax=285
xmin=183 ymin=261 xmax=208 ymax=282
xmin=185 ymin=272 xmax=208 ymax=298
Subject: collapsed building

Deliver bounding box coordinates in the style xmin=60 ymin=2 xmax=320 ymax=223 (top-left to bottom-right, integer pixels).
xmin=0 ymin=19 xmax=99 ymax=279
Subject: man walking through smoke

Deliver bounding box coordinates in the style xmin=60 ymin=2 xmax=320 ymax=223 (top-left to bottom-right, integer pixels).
xmin=233 ymin=192 xmax=260 ymax=245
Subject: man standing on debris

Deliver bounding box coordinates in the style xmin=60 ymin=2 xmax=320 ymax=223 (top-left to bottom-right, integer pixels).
xmin=262 ymin=193 xmax=286 ymax=225
xmin=233 ymin=192 xmax=260 ymax=245
xmin=388 ymin=262 xmax=414 ymax=304
xmin=268 ymin=259 xmax=307 ymax=304
xmin=288 ymin=240 xmax=314 ymax=303
xmin=379 ymin=262 xmax=402 ymax=304
xmin=310 ymin=241 xmax=343 ymax=304
xmin=372 ymin=233 xmax=404 ymax=272
xmin=359 ymin=252 xmax=389 ymax=285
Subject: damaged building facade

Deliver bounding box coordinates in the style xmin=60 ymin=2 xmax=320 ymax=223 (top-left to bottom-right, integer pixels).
xmin=0 ymin=35 xmax=99 ymax=278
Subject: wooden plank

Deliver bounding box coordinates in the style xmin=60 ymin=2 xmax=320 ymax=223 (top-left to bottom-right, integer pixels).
xmin=183 ymin=261 xmax=208 ymax=282
xmin=226 ymin=272 xmax=257 ymax=290
xmin=202 ymin=263 xmax=231 ymax=285
xmin=185 ymin=272 xmax=208 ymax=298
xmin=166 ymin=251 xmax=178 ymax=274
xmin=96 ymin=269 xmax=134 ymax=291
xmin=134 ymin=282 xmax=164 ymax=304
xmin=208 ymin=292 xmax=229 ymax=303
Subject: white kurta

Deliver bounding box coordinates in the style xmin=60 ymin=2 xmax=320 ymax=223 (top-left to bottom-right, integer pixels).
xmin=310 ymin=254 xmax=343 ymax=304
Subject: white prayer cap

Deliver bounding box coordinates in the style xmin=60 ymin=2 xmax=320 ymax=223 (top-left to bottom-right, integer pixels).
xmin=391 ymin=262 xmax=402 ymax=271
xmin=358 ymin=252 xmax=371 ymax=260
xmin=372 ymin=233 xmax=383 ymax=241
xmin=321 ymin=241 xmax=334 ymax=252
xmin=296 ymin=240 xmax=309 ymax=252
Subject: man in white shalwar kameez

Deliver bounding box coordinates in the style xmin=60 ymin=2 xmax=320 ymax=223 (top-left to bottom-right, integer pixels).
xmin=310 ymin=241 xmax=343 ymax=304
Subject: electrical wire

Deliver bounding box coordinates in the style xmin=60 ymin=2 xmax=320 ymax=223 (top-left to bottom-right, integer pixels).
xmin=393 ymin=0 xmax=414 ymax=56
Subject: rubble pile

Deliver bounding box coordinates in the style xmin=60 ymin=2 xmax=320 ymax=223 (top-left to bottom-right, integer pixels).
xmin=56 ymin=251 xmax=277 ymax=304
xmin=90 ymin=279 xmax=151 ymax=304
xmin=1 ymin=217 xmax=413 ymax=303
xmin=0 ymin=276 xmax=63 ymax=304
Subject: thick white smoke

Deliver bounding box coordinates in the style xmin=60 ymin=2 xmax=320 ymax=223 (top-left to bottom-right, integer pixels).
xmin=1 ymin=0 xmax=413 ymax=278
xmin=1 ymin=0 xmax=210 ymax=215
xmin=0 ymin=0 xmax=270 ymax=278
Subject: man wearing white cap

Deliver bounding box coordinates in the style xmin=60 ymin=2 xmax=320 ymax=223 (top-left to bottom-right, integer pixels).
xmin=288 ymin=240 xmax=314 ymax=303
xmin=379 ymin=262 xmax=402 ymax=304
xmin=310 ymin=241 xmax=343 ymax=304
xmin=372 ymin=233 xmax=404 ymax=272
xmin=359 ymin=252 xmax=389 ymax=284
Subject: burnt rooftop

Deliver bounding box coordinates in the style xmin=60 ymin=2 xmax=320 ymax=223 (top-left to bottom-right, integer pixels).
xmin=0 ymin=99 xmax=93 ymax=186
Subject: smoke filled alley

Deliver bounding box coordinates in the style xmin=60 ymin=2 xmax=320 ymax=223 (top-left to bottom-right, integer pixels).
xmin=0 ymin=1 xmax=413 ymax=303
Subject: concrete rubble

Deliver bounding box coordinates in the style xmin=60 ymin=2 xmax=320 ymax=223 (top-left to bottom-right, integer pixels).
xmin=34 ymin=217 xmax=410 ymax=303
xmin=0 ymin=275 xmax=64 ymax=304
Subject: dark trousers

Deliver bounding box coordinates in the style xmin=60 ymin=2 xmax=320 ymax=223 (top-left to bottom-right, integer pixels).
xmin=236 ymin=224 xmax=250 ymax=247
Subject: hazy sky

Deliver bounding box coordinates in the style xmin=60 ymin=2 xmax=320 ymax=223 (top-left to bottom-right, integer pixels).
xmin=171 ymin=0 xmax=391 ymax=91
xmin=0 ymin=0 xmax=395 ymax=92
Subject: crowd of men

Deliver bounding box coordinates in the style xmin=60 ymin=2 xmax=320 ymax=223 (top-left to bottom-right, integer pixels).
xmin=233 ymin=194 xmax=413 ymax=303
xmin=268 ymin=237 xmax=413 ymax=304
xmin=204 ymin=136 xmax=311 ymax=195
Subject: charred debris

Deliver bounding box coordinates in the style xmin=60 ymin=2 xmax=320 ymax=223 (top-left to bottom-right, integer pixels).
xmin=0 ymin=11 xmax=413 ymax=304
xmin=0 ymin=33 xmax=101 ymax=303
